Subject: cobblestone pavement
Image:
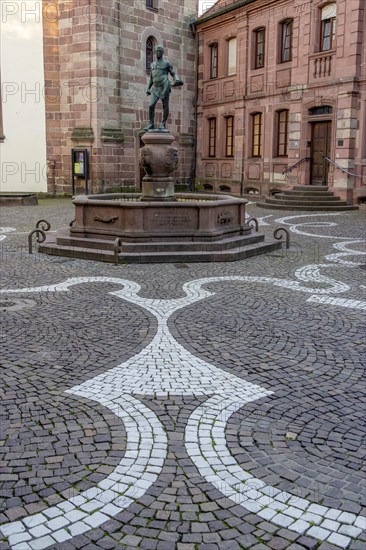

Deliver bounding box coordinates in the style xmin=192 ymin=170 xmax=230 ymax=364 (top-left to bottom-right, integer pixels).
xmin=0 ymin=199 xmax=365 ymax=550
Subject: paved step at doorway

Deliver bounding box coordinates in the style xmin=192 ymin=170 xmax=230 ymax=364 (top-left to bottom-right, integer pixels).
xmin=256 ymin=185 xmax=358 ymax=211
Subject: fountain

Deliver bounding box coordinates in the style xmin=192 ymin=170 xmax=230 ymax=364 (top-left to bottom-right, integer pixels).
xmin=39 ymin=46 xmax=280 ymax=263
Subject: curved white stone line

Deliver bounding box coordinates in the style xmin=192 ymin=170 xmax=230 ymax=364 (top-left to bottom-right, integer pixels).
xmin=0 ymin=268 xmax=350 ymax=301
xmin=256 ymin=215 xmax=273 ymax=226
xmin=186 ymin=397 xmax=365 ymax=548
xmin=0 ymin=395 xmax=167 ymax=549
xmin=274 ymin=213 xmax=363 ymax=241
xmin=293 ymin=265 xmax=350 ymax=294
xmin=0 ymin=277 xmax=142 ymax=295
xmin=324 ymin=240 xmax=366 ymax=267
xmin=0 ymin=227 xmax=16 ymax=242
xmin=0 ymin=275 xmax=362 ymax=549
xmin=182 ymin=274 xmax=349 ymax=297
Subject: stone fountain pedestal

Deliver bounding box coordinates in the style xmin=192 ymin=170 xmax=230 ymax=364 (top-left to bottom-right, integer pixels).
xmin=38 ymin=130 xmax=281 ymax=263
xmin=140 ymin=130 xmax=178 ymax=201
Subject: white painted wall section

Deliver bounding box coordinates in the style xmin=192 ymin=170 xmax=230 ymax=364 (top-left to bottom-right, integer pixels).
xmin=0 ymin=0 xmax=47 ymax=192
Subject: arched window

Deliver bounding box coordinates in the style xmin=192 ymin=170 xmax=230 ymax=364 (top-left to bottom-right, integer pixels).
xmin=276 ymin=110 xmax=289 ymax=157
xmin=146 ymin=37 xmax=155 ymax=73
xmin=227 ymin=38 xmax=237 ymax=76
xmin=321 ymin=3 xmax=336 ymax=51
xmin=280 ymin=19 xmax=293 ymax=62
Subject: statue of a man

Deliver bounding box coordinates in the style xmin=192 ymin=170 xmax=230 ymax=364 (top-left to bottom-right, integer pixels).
xmin=145 ymin=45 xmax=183 ymax=131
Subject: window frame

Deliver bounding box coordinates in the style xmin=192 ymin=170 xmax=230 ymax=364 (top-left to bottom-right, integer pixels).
xmin=320 ymin=16 xmax=336 ymax=51
xmin=146 ymin=0 xmax=157 ymax=10
xmin=320 ymin=3 xmax=336 ymax=52
xmin=225 ymin=116 xmax=234 ymax=157
xmin=251 ymin=112 xmax=262 ymax=158
xmin=276 ymin=110 xmax=289 ymax=157
xmin=146 ymin=37 xmax=155 ymax=74
xmin=208 ymin=118 xmax=217 ymax=158
xmin=227 ymin=37 xmax=237 ymax=76
xmin=254 ymin=28 xmax=266 ymax=69
xmin=210 ymin=43 xmax=218 ymax=79
xmin=280 ymin=19 xmax=293 ymax=63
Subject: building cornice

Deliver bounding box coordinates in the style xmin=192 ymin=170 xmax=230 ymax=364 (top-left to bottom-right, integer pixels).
xmin=193 ymin=0 xmax=259 ymax=27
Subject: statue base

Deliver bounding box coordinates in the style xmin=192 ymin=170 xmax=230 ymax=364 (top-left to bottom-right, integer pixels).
xmin=140 ymin=130 xmax=178 ymax=201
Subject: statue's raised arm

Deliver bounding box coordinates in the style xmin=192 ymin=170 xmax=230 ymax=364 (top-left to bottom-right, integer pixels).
xmin=144 ymin=45 xmax=183 ymax=131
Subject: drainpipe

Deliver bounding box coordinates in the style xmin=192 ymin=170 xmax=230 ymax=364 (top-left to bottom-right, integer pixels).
xmin=190 ymin=20 xmax=199 ymax=192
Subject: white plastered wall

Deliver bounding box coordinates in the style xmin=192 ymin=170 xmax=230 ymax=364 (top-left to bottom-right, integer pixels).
xmin=0 ymin=1 xmax=47 ymax=192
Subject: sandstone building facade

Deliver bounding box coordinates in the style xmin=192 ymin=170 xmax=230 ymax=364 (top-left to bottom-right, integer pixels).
xmin=193 ymin=0 xmax=366 ymax=204
xmin=1 ymin=0 xmax=197 ymax=194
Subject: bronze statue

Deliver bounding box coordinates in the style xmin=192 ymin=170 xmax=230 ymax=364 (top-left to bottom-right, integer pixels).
xmin=145 ymin=45 xmax=183 ymax=131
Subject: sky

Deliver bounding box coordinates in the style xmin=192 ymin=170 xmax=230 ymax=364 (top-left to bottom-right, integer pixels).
xmin=199 ymin=0 xmax=217 ymax=16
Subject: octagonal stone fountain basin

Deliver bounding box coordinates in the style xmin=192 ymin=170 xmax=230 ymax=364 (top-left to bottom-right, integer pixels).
xmin=71 ymin=193 xmax=250 ymax=242
xmin=39 ymin=193 xmax=281 ymax=263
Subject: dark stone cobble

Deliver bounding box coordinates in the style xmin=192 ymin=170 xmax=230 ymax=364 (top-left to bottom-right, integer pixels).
xmin=0 ymin=200 xmax=365 ymax=549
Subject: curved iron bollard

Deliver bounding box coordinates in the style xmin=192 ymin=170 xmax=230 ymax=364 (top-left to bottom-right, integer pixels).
xmin=69 ymin=219 xmax=76 ymax=227
xmin=28 ymin=229 xmax=46 ymax=254
xmin=273 ymin=227 xmax=290 ymax=249
xmin=114 ymin=237 xmax=123 ymax=266
xmin=36 ymin=219 xmax=51 ymax=232
xmin=247 ymin=217 xmax=259 ymax=232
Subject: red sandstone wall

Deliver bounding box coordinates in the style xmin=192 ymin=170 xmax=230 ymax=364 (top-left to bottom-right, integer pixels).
xmin=43 ymin=0 xmax=198 ymax=194
xmin=195 ymin=0 xmax=366 ymax=204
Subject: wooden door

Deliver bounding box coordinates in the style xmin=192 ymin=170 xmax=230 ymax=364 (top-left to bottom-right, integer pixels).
xmin=311 ymin=122 xmax=331 ymax=185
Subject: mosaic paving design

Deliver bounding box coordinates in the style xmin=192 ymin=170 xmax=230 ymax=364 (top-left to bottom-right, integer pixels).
xmin=0 ymin=206 xmax=365 ymax=550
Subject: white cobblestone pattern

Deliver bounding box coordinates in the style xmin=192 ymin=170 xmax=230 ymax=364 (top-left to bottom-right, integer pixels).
xmin=0 ymin=395 xmax=167 ymax=549
xmin=274 ymin=213 xmax=364 ymax=241
xmin=186 ymin=396 xmax=365 ymax=548
xmin=0 ymin=275 xmax=365 ymax=548
xmin=0 ymin=227 xmax=16 ymax=242
xmin=324 ymin=240 xmax=366 ymax=267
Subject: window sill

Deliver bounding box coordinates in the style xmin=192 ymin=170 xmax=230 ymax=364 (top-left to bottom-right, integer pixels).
xmin=202 ymin=157 xmax=235 ymax=161
xmin=147 ymin=6 xmax=158 ymax=13
xmin=310 ymin=49 xmax=336 ymax=58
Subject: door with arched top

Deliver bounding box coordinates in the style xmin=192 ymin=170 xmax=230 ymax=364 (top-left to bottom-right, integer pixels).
xmin=310 ymin=121 xmax=331 ymax=185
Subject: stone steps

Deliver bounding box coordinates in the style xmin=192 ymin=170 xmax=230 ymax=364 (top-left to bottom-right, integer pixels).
xmin=281 ymin=189 xmax=335 ymax=195
xmin=278 ymin=192 xmax=340 ymax=200
xmin=256 ymin=202 xmax=358 ymax=211
xmin=39 ymin=231 xmax=281 ymax=264
xmin=56 ymin=230 xmax=266 ymax=253
xmin=256 ymin=185 xmax=358 ymax=211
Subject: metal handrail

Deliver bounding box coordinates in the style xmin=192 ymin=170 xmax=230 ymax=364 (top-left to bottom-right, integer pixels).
xmin=323 ymin=155 xmax=360 ymax=178
xmin=282 ymin=157 xmax=310 ymax=175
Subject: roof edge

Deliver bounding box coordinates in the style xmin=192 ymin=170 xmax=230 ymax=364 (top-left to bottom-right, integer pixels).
xmin=193 ymin=0 xmax=258 ymax=27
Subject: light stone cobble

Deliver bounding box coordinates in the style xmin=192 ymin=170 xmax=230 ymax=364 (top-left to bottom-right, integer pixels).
xmin=0 ymin=202 xmax=365 ymax=549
